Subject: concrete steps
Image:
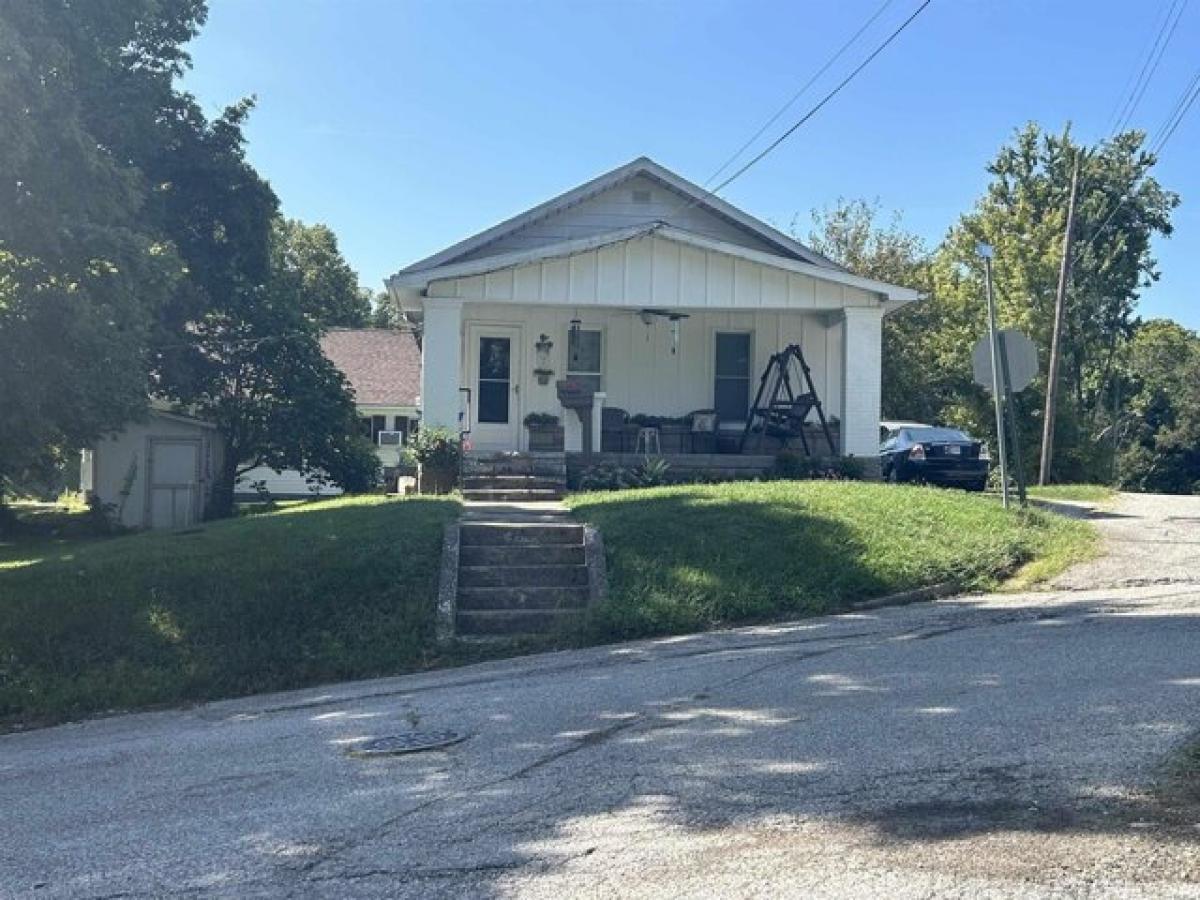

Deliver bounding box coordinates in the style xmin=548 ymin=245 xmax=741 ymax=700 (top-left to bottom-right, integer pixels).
xmin=460 ymin=469 xmax=566 ymax=503
xmin=455 ymin=518 xmax=589 ymax=639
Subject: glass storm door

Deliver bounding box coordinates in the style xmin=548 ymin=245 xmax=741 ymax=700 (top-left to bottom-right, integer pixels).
xmin=469 ymin=325 xmax=521 ymax=451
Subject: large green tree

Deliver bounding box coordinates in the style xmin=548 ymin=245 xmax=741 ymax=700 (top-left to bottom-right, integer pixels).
xmin=1116 ymin=320 xmax=1200 ymax=494
xmin=0 ymin=0 xmax=201 ymax=517
xmin=884 ymin=124 xmax=1174 ymax=482
xmin=157 ymin=217 xmax=380 ymax=516
xmin=806 ymin=200 xmax=935 ymax=422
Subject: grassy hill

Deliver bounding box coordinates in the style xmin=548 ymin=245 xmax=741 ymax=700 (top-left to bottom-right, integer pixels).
xmin=569 ymin=481 xmax=1096 ymax=640
xmin=0 ymin=495 xmax=459 ymax=729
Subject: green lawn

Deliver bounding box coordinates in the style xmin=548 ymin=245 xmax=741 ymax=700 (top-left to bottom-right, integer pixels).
xmin=0 ymin=495 xmax=459 ymax=730
xmin=568 ymin=481 xmax=1097 ymax=641
xmin=1025 ymin=484 xmax=1117 ymax=503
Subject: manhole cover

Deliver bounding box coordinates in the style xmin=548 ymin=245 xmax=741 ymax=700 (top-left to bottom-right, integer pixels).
xmin=346 ymin=730 xmax=467 ymax=758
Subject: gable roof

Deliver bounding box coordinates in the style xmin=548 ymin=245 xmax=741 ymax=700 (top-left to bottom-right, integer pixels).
xmin=390 ymin=222 xmax=922 ymax=309
xmin=394 ymin=156 xmax=842 ymax=277
xmin=320 ymin=328 xmax=420 ymax=408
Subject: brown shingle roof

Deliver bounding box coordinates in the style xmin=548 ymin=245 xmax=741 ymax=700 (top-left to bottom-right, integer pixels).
xmin=320 ymin=328 xmax=420 ymax=408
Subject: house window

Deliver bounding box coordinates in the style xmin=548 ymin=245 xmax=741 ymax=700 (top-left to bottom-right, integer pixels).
xmin=393 ymin=416 xmax=409 ymax=444
xmin=567 ymin=328 xmax=603 ymax=392
xmin=714 ymin=332 xmax=752 ymax=422
xmin=360 ymin=415 xmax=387 ymax=443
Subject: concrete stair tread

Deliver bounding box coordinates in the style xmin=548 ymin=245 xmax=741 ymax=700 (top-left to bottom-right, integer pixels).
xmin=459 ymin=564 xmax=589 ymax=588
xmin=460 ymin=544 xmax=585 ymax=566
xmin=456 ymin=608 xmax=584 ymax=636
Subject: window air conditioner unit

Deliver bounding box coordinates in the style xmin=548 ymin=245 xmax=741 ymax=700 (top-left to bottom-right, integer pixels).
xmin=377 ymin=430 xmax=404 ymax=446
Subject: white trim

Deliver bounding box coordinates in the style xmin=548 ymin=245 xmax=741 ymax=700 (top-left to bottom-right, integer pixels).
xmin=391 ymin=157 xmax=838 ymax=277
xmin=391 ymin=223 xmax=921 ymax=308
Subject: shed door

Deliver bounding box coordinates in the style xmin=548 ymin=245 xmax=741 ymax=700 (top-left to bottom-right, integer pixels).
xmin=148 ymin=439 xmax=201 ymax=529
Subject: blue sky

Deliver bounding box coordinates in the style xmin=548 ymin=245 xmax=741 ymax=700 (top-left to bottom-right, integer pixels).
xmin=183 ymin=0 xmax=1199 ymax=328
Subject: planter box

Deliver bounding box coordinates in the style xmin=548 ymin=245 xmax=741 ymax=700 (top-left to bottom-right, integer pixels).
xmin=527 ymin=425 xmax=565 ymax=452
xmin=418 ymin=464 xmax=457 ymax=495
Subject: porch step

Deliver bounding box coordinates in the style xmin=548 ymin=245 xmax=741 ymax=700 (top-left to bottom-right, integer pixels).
xmin=459 ymin=522 xmax=583 ymax=546
xmin=463 ymin=453 xmax=566 ymax=479
xmin=459 ymin=564 xmax=589 ymax=588
xmin=460 ymin=543 xmax=585 ymax=567
xmin=456 ymin=608 xmax=582 ymax=637
xmin=458 ymin=585 xmax=590 ymax=611
xmin=462 ymin=488 xmax=564 ymax=502
xmin=462 ymin=475 xmax=564 ymax=491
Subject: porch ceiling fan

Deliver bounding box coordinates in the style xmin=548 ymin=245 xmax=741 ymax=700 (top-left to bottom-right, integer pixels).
xmin=624 ymin=307 xmax=690 ymax=354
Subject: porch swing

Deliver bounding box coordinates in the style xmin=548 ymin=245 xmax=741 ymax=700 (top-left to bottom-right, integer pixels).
xmin=739 ymin=344 xmax=838 ymax=455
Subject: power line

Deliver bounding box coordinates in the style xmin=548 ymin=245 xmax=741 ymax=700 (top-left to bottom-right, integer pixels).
xmin=1078 ymin=63 xmax=1200 ymax=257
xmin=1109 ymin=0 xmax=1188 ymax=136
xmin=702 ymin=0 xmax=897 ymax=188
xmin=705 ymin=0 xmax=934 ymax=200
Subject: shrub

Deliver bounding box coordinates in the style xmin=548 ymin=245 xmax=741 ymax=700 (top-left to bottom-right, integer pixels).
xmin=772 ymin=451 xmax=864 ymax=481
xmin=410 ymin=427 xmax=462 ymax=470
xmin=576 ymin=458 xmax=673 ymax=491
xmin=523 ymin=412 xmax=560 ymax=427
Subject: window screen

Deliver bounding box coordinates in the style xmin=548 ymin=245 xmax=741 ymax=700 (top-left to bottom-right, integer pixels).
xmin=714 ymin=333 xmax=751 ymax=421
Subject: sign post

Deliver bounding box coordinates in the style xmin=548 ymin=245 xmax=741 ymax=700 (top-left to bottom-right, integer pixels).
xmin=972 ymin=325 xmax=1039 ymax=509
xmin=976 ymin=244 xmax=1008 ymax=508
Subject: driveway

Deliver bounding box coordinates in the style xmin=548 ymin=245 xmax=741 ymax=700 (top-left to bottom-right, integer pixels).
xmin=3 ymin=493 xmax=1199 ymax=898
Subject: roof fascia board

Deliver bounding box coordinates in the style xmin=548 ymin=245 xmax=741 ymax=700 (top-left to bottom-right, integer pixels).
xmin=394 ymin=223 xmax=920 ymax=305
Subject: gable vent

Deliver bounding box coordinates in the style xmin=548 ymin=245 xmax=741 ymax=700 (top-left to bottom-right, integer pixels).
xmin=631 ymin=189 xmax=652 ymax=204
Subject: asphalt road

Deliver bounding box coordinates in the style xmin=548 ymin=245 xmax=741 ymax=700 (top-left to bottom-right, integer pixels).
xmin=3 ymin=492 xmax=1199 ymax=898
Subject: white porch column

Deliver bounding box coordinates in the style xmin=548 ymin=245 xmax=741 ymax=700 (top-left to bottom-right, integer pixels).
xmin=420 ymin=299 xmax=464 ymax=434
xmin=840 ymin=306 xmax=883 ymax=458
xmin=590 ymin=392 xmax=607 ymax=453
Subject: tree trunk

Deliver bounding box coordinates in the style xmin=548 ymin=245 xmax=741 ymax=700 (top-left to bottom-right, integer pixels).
xmin=208 ymin=448 xmax=240 ymax=520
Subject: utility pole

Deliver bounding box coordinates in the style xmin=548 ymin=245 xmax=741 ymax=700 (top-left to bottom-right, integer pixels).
xmin=978 ymin=243 xmax=1009 ymax=509
xmin=1039 ymin=154 xmax=1082 ymax=485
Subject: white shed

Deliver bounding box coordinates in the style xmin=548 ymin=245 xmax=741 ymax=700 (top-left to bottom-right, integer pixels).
xmin=81 ymin=408 xmax=223 ymax=530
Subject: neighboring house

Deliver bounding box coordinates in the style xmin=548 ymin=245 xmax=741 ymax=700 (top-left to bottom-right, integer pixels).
xmin=82 ymin=406 xmax=224 ymax=530
xmin=237 ymin=327 xmax=421 ymax=498
xmin=386 ymin=157 xmax=919 ymax=462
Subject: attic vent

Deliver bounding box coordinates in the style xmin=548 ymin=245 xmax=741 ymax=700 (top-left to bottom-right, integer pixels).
xmin=631 ymin=189 xmax=652 ymax=204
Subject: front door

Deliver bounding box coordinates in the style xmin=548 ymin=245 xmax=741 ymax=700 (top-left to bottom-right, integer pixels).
xmin=468 ymin=325 xmax=522 ymax=452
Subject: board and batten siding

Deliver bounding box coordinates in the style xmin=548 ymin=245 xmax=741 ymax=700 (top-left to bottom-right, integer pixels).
xmin=455 ymin=174 xmax=783 ymax=263
xmin=458 ymin=303 xmax=843 ymax=427
xmin=428 ymin=234 xmax=876 ymax=312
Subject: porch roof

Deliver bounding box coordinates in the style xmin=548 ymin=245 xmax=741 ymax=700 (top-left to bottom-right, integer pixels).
xmin=389 ymin=223 xmax=921 ymax=315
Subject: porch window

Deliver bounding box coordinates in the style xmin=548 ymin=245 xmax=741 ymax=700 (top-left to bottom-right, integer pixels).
xmin=714 ymin=332 xmax=752 ymax=422
xmin=567 ymin=327 xmax=603 ymax=393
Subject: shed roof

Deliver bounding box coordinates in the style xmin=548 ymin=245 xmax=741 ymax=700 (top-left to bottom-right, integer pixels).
xmin=320 ymin=328 xmax=421 ymax=408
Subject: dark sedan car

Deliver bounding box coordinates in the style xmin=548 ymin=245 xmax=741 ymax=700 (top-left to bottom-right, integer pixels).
xmin=880 ymin=425 xmax=989 ymax=491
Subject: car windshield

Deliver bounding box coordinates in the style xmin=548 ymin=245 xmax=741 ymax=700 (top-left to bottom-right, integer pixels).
xmin=904 ymin=427 xmax=971 ymax=443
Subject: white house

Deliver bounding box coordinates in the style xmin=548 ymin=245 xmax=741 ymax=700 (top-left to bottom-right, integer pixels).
xmin=236 ymin=327 xmax=421 ymax=497
xmin=386 ymin=157 xmax=919 ymax=463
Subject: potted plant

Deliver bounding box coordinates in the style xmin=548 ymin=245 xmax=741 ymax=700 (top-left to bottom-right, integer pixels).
xmin=523 ymin=412 xmax=564 ymax=452
xmin=410 ymin=427 xmax=461 ymax=494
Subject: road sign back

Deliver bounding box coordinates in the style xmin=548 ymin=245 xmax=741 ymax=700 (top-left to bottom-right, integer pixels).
xmin=972 ymin=329 xmax=1039 ymax=393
